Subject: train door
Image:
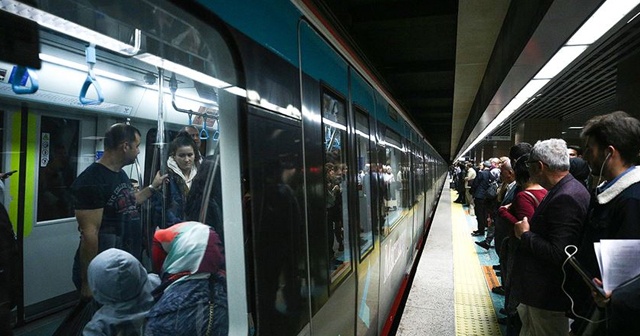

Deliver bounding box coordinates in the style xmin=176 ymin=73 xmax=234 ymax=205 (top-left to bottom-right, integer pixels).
xmin=0 ymin=102 xmax=99 ymax=320
xmin=1 ymin=0 xmax=247 ymax=333
xmin=353 ymin=107 xmax=380 ymax=335
xmin=299 ymin=20 xmax=356 ymax=336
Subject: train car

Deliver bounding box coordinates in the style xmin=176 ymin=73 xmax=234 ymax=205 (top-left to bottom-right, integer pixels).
xmin=0 ymin=0 xmax=447 ymax=334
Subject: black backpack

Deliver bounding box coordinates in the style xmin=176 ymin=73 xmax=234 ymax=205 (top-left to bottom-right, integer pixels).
xmin=486 ymin=177 xmax=499 ymax=199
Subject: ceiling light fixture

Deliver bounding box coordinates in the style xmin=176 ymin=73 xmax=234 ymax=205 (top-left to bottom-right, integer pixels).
xmin=39 ymin=53 xmax=136 ymax=82
xmin=0 ymin=0 xmax=140 ymax=56
xmin=457 ymin=0 xmax=640 ymax=161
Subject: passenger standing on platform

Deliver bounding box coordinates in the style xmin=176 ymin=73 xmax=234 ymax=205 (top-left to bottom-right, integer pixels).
xmin=569 ymin=157 xmax=591 ymax=190
xmin=464 ymin=162 xmax=476 ymax=216
xmin=480 ymin=156 xmax=509 ymax=249
xmin=454 ymin=162 xmax=466 ymax=203
xmin=72 ymin=123 xmax=167 ymax=298
xmin=512 ymin=138 xmax=590 ymax=335
xmin=498 ymin=151 xmax=546 ymax=335
xmin=476 ymin=157 xmax=516 ymax=251
xmin=571 ymin=111 xmax=640 ymax=335
xmin=567 ymin=144 xmax=583 ymax=158
xmin=470 ymin=161 xmax=492 ymax=236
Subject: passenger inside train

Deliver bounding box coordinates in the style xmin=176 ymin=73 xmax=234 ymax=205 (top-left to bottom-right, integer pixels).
xmin=150 ymin=134 xmax=199 ymax=229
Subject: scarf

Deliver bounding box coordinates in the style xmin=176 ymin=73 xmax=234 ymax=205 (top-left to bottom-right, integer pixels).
xmin=167 ymin=156 xmax=197 ymax=189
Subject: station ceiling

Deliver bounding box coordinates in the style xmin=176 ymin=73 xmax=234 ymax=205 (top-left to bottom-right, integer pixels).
xmin=312 ymin=0 xmax=640 ymax=162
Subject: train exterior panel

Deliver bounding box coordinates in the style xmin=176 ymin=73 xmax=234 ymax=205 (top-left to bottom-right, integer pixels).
xmin=0 ymin=0 xmax=447 ymax=335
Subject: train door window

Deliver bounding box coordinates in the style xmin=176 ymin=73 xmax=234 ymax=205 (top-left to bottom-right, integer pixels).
xmin=382 ymin=129 xmax=403 ymax=234
xmin=247 ymin=111 xmax=307 ymax=335
xmin=5 ymin=0 xmax=245 ymax=332
xmin=322 ymin=89 xmax=352 ymax=284
xmin=354 ymin=107 xmax=373 ymax=259
xmin=37 ymin=116 xmax=79 ymax=221
xmin=0 ymin=110 xmax=3 ymax=173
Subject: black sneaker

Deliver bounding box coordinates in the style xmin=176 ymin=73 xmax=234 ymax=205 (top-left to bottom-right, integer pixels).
xmin=475 ymin=241 xmax=491 ymax=250
xmin=471 ymin=231 xmax=485 ymax=236
xmin=492 ymin=286 xmax=505 ymax=295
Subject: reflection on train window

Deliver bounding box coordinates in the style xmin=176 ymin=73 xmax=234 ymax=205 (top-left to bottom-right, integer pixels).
xmin=414 ymin=147 xmax=424 ymax=200
xmin=247 ymin=112 xmax=308 ymax=335
xmin=354 ymin=108 xmax=374 ymax=260
xmin=382 ymin=129 xmax=406 ymax=234
xmin=37 ymin=116 xmax=79 ymax=221
xmin=322 ymin=90 xmax=352 ymax=284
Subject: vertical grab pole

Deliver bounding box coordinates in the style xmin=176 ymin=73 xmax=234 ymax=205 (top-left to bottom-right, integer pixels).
xmin=156 ymin=68 xmax=167 ymax=228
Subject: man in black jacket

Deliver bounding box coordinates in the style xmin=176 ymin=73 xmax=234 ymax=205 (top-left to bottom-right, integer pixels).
xmin=572 ymin=111 xmax=640 ymax=335
xmin=471 ymin=161 xmax=492 ymax=236
xmin=513 ymin=139 xmax=590 ymax=335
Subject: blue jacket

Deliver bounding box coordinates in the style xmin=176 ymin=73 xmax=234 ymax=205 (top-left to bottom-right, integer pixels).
xmin=512 ymin=173 xmax=590 ymax=311
xmin=470 ymin=169 xmax=491 ymax=200
xmin=151 ymin=171 xmax=189 ymax=228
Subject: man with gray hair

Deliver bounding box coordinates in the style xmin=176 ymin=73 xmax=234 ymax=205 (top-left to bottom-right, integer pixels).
xmin=512 ymin=138 xmax=590 ymax=335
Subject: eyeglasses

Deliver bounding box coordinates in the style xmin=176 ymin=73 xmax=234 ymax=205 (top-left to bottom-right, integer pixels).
xmin=525 ymin=160 xmax=548 ymax=168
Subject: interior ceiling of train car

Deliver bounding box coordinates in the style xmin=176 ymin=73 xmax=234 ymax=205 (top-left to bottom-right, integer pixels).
xmin=312 ymin=0 xmax=640 ymax=162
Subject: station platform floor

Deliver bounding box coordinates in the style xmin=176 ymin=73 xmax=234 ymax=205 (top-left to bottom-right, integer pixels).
xmin=396 ymin=182 xmax=506 ymax=336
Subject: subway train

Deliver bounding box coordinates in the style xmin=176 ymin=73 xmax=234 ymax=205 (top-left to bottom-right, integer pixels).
xmin=0 ymin=0 xmax=447 ymax=334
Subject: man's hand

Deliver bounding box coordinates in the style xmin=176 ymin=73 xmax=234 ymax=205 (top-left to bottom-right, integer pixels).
xmin=515 ymin=216 xmax=530 ymax=239
xmin=152 ymin=171 xmax=169 ymax=188
xmin=593 ymin=278 xmax=611 ymax=307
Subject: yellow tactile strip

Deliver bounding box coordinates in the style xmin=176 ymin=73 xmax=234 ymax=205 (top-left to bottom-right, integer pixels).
xmin=452 ymin=191 xmax=502 ymax=335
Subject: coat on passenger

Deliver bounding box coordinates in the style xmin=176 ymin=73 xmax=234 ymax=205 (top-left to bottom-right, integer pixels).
xmin=84 ymin=248 xmax=159 ymax=336
xmin=151 ymin=157 xmax=197 ymax=229
xmin=470 ymin=169 xmax=491 ymax=200
xmin=511 ymin=173 xmax=590 ymax=312
xmin=574 ymin=166 xmax=640 ymax=335
xmin=146 ymin=221 xmax=227 ymax=336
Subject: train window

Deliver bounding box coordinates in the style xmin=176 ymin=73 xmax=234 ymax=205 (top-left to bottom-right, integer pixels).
xmin=322 ymin=89 xmax=352 ymax=284
xmin=381 ymin=129 xmax=405 ymax=234
xmin=354 ymin=108 xmax=374 ymax=260
xmin=246 ymin=110 xmax=307 ymax=335
xmin=1 ymin=0 xmax=247 ymax=332
xmin=0 ymin=111 xmax=5 ymax=206
xmin=37 ymin=116 xmax=79 ymax=221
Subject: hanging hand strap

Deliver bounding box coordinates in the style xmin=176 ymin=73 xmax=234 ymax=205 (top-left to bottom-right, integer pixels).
xmin=212 ymin=118 xmax=220 ymax=142
xmin=200 ymin=115 xmax=209 ymax=140
xmin=79 ymin=44 xmax=104 ymax=105
xmin=10 ymin=66 xmax=39 ymax=94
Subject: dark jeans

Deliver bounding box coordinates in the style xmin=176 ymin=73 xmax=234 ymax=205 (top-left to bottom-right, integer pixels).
xmin=474 ymin=198 xmax=487 ymax=233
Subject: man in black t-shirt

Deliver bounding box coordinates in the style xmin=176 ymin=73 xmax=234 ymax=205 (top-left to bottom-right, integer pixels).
xmin=72 ymin=123 xmax=167 ymax=299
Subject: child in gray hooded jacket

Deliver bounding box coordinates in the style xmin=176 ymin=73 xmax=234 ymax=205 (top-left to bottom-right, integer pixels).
xmin=84 ymin=248 xmax=159 ymax=336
